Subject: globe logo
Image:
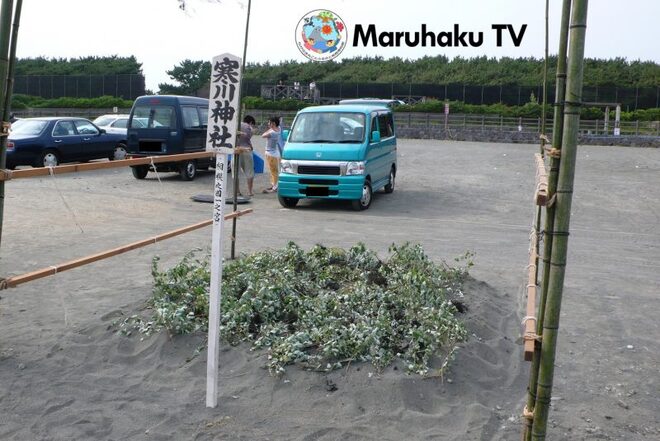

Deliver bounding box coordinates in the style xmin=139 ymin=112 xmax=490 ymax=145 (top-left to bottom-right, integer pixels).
xmin=295 ymin=9 xmax=347 ymax=62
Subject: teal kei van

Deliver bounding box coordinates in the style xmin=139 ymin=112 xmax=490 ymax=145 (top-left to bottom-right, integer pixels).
xmin=278 ymin=102 xmax=397 ymax=210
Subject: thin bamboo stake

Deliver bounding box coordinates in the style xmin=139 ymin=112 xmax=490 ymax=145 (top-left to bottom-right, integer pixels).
xmin=524 ymin=1 xmax=573 ymax=439
xmin=0 ymin=209 xmax=253 ymax=290
xmin=0 ymin=0 xmax=16 ymax=250
xmin=0 ymin=151 xmax=216 ymax=181
xmin=532 ymin=1 xmax=589 ymax=439
xmin=231 ymin=0 xmax=252 ymax=260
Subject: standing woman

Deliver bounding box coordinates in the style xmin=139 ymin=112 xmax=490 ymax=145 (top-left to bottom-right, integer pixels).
xmin=236 ymin=115 xmax=256 ymax=197
xmin=261 ymin=116 xmax=282 ymax=193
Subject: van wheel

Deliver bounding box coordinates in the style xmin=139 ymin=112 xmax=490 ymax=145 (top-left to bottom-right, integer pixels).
xmin=352 ymin=180 xmax=372 ymax=211
xmin=131 ymin=165 xmax=149 ymax=179
xmin=384 ymin=167 xmax=395 ymax=193
xmin=180 ymin=160 xmax=197 ymax=181
xmin=278 ymin=195 xmax=299 ymax=208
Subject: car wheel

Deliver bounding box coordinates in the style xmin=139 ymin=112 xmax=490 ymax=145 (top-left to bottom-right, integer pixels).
xmin=131 ymin=165 xmax=149 ymax=179
xmin=37 ymin=150 xmax=60 ymax=168
xmin=111 ymin=143 xmax=127 ymax=161
xmin=179 ymin=160 xmax=196 ymax=181
xmin=351 ymin=180 xmax=372 ymax=211
xmin=384 ymin=167 xmax=395 ymax=193
xmin=278 ymin=195 xmax=299 ymax=208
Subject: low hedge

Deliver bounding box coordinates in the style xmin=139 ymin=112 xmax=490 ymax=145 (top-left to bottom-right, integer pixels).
xmin=10 ymin=94 xmax=659 ymax=122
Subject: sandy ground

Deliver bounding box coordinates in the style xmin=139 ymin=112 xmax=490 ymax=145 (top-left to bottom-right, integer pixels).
xmin=0 ymin=139 xmax=658 ymax=440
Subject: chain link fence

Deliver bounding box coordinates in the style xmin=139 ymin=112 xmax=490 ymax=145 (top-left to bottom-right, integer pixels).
xmin=244 ymin=81 xmax=659 ymax=111
xmin=13 ymin=74 xmax=146 ymax=100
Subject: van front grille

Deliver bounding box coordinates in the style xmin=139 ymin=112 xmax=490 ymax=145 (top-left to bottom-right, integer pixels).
xmin=297 ymin=165 xmax=340 ymax=175
xmin=299 ymin=179 xmax=338 ymax=185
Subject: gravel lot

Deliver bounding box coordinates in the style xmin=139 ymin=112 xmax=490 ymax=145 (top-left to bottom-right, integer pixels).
xmin=1 ymin=139 xmax=658 ymax=440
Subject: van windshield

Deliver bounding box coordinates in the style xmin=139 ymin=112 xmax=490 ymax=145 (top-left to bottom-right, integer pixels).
xmin=289 ymin=112 xmax=365 ymax=144
xmin=130 ymin=105 xmax=175 ymax=129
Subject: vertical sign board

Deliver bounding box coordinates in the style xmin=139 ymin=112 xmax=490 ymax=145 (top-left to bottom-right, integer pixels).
xmin=205 ymin=52 xmax=241 ymax=408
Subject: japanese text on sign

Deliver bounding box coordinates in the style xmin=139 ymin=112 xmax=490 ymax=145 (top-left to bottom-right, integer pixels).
xmin=212 ymin=157 xmax=226 ymax=223
xmin=206 ymin=53 xmax=242 ymax=153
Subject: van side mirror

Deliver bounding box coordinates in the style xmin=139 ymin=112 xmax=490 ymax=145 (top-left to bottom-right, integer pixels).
xmin=282 ymin=129 xmax=290 ymax=141
xmin=371 ymin=130 xmax=381 ymax=143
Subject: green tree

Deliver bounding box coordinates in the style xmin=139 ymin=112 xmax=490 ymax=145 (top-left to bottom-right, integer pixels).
xmin=158 ymin=59 xmax=211 ymax=96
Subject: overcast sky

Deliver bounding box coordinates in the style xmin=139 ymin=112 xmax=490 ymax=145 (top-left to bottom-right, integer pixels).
xmin=16 ymin=0 xmax=660 ymax=91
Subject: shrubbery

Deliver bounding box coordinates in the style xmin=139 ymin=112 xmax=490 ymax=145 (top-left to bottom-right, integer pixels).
xmin=117 ymin=243 xmax=472 ymax=376
xmin=11 ymin=93 xmax=658 ymax=121
xmin=11 ymin=94 xmax=133 ymax=109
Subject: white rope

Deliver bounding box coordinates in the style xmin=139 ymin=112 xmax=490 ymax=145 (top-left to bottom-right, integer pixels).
xmin=521 ymin=316 xmax=537 ymax=326
xmin=48 ymin=166 xmax=84 ymax=234
xmin=150 ymin=156 xmax=163 ymax=187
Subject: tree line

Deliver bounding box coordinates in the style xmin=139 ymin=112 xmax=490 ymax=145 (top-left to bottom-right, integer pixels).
xmin=16 ymin=56 xmax=143 ymax=76
xmin=243 ymin=56 xmax=659 ymax=88
xmin=15 ymin=55 xmax=659 ymax=89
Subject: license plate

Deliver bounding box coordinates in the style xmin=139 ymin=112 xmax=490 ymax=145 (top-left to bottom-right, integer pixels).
xmin=306 ymin=186 xmax=329 ymax=196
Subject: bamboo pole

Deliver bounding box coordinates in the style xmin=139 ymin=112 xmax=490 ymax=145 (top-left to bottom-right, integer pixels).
xmin=230 ymin=0 xmax=252 ymax=260
xmin=524 ymin=1 xmax=573 ymax=439
xmin=0 ymin=0 xmax=16 ymax=251
xmin=0 ymin=209 xmax=253 ymax=290
xmin=1 ymin=0 xmax=20 ymax=117
xmin=532 ymin=1 xmax=589 ymax=439
xmin=534 ymin=153 xmax=548 ymax=206
xmin=523 ymin=225 xmax=539 ymax=361
xmin=0 ymin=151 xmax=216 ymax=181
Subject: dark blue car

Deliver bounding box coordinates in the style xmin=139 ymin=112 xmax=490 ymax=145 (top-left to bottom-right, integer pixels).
xmin=6 ymin=117 xmax=127 ymax=169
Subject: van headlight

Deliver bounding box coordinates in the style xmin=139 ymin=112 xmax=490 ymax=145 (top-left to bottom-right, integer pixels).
xmin=280 ymin=160 xmax=293 ymax=174
xmin=346 ymin=161 xmax=365 ymax=175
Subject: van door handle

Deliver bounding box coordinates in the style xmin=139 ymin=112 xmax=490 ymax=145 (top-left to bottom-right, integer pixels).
xmin=83 ymin=137 xmax=91 ymax=141
xmin=54 ymin=139 xmax=62 ymax=143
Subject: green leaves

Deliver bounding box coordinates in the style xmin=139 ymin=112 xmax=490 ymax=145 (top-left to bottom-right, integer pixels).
xmin=158 ymin=59 xmax=212 ymax=96
xmin=118 ymin=243 xmax=472 ymax=376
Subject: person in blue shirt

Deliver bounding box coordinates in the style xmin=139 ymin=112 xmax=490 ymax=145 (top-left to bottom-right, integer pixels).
xmin=261 ymin=116 xmax=282 ymax=193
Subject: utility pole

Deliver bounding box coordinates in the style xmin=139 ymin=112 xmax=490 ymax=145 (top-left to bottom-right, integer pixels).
xmin=230 ymin=0 xmax=252 ymax=260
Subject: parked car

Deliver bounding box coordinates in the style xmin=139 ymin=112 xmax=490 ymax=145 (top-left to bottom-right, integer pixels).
xmin=126 ymin=95 xmax=214 ymax=180
xmin=6 ymin=117 xmax=128 ymax=168
xmin=93 ymin=114 xmax=128 ymax=133
xmin=278 ymin=103 xmax=397 ymax=210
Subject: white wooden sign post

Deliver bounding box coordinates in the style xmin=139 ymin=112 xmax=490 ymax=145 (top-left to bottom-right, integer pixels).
xmin=205 ymin=52 xmax=242 ymax=408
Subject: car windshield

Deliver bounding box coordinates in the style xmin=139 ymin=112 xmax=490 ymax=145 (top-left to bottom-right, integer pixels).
xmin=289 ymin=112 xmax=365 ymax=144
xmin=10 ymin=119 xmax=48 ymax=136
xmin=130 ymin=105 xmax=175 ymax=129
xmin=93 ymin=116 xmax=115 ymax=126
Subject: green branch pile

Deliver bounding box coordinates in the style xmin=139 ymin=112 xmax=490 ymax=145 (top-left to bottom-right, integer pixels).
xmin=118 ymin=243 xmax=472 ymax=376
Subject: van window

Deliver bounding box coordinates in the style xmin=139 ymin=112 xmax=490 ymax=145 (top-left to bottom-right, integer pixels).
xmin=131 ymin=105 xmax=175 ymax=129
xmin=378 ymin=114 xmax=393 ymax=138
xmin=182 ymin=106 xmax=202 ymax=129
xmin=370 ymin=116 xmax=378 ymax=141
xmin=198 ymin=107 xmax=208 ymax=128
